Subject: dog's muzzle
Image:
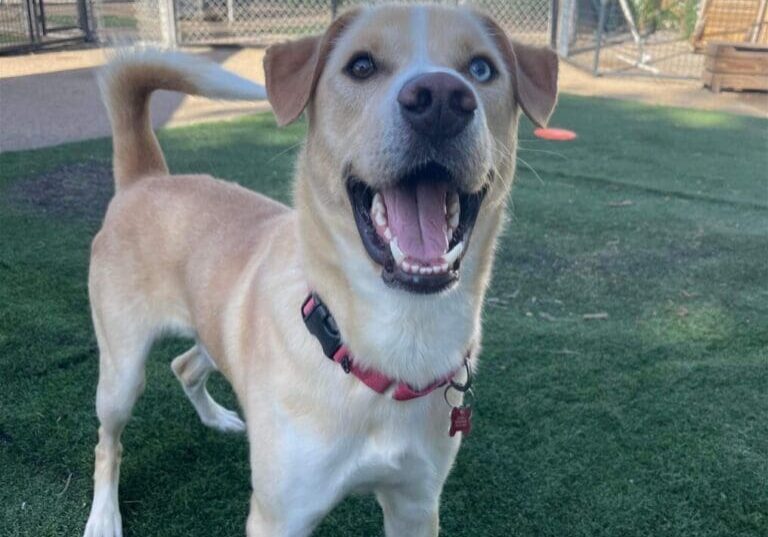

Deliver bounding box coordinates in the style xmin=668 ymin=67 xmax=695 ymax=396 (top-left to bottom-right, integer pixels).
xmin=347 ymin=162 xmax=487 ymax=294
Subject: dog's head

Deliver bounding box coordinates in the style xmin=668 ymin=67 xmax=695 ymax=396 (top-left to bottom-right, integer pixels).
xmin=264 ymin=5 xmax=557 ymax=294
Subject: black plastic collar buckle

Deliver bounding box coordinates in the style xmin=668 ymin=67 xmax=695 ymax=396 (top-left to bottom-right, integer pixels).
xmin=301 ymin=292 xmax=343 ymax=361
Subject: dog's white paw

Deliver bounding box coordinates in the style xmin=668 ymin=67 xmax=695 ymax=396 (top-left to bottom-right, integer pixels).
xmin=199 ymin=401 xmax=246 ymax=433
xmin=84 ymin=504 xmax=123 ymax=537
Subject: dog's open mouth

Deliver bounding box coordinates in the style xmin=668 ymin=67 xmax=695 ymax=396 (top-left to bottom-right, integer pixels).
xmin=347 ymin=162 xmax=486 ymax=294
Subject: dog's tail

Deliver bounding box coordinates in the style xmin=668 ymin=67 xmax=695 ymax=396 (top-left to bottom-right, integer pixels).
xmin=98 ymin=49 xmax=266 ymax=190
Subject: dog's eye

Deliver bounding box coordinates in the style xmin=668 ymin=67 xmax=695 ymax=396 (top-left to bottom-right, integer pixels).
xmin=346 ymin=54 xmax=376 ymax=80
xmin=468 ymin=57 xmax=495 ymax=83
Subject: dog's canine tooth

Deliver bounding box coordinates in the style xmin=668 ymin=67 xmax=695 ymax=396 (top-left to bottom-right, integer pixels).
xmin=441 ymin=241 xmax=464 ymax=266
xmin=372 ymin=192 xmax=384 ymax=211
xmin=448 ymin=193 xmax=460 ymax=216
xmin=402 ymin=261 xmax=411 ymax=272
xmin=449 ymin=212 xmax=459 ymax=230
xmin=371 ymin=193 xmax=387 ymax=227
xmin=390 ymin=238 xmax=405 ymax=264
xmin=383 ymin=227 xmax=392 ymax=240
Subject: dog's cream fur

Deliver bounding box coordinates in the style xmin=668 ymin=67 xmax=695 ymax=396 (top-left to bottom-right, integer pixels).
xmin=83 ymin=5 xmax=557 ymax=537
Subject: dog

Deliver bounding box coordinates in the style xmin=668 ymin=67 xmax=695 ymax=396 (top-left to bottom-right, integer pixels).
xmin=83 ymin=4 xmax=558 ymax=536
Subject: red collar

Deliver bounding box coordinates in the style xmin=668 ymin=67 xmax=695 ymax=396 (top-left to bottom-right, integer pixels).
xmin=301 ymin=292 xmax=466 ymax=401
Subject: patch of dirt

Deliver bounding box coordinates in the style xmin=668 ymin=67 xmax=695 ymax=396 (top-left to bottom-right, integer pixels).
xmin=7 ymin=161 xmax=113 ymax=223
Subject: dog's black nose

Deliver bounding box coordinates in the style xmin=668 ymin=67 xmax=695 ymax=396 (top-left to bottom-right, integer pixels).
xmin=398 ymin=73 xmax=477 ymax=141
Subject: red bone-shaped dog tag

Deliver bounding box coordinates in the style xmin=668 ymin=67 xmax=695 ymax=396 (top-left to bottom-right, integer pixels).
xmin=449 ymin=406 xmax=472 ymax=437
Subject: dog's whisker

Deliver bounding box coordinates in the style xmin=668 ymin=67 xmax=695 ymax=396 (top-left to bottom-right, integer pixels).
xmin=490 ymin=138 xmax=546 ymax=187
xmin=516 ymin=146 xmax=568 ymax=159
xmin=489 ymin=140 xmax=520 ymax=189
xmin=267 ymin=141 xmax=304 ymax=164
xmin=515 ymin=155 xmax=545 ymax=186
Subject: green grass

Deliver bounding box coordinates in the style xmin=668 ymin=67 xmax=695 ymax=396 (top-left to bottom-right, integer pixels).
xmin=44 ymin=14 xmax=137 ymax=31
xmin=100 ymin=15 xmax=139 ymax=30
xmin=45 ymin=15 xmax=77 ymax=28
xmin=0 ymin=31 xmax=26 ymax=45
xmin=1 ymin=96 xmax=767 ymax=537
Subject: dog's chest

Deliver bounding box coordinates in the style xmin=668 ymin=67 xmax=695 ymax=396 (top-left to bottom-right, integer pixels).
xmin=273 ymin=401 xmax=452 ymax=514
xmin=344 ymin=430 xmax=429 ymax=492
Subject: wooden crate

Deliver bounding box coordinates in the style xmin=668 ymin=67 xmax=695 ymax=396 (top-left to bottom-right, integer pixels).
xmin=702 ymin=41 xmax=768 ymax=92
xmin=692 ymin=0 xmax=768 ymax=50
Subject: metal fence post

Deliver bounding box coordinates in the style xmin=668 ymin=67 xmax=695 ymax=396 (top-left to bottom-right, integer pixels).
xmin=556 ymin=0 xmax=576 ymax=58
xmin=160 ymin=0 xmax=178 ymax=47
xmin=22 ymin=0 xmax=38 ymax=46
xmin=549 ymin=0 xmax=558 ymax=49
xmin=77 ymin=0 xmax=94 ymax=42
xmin=592 ymin=0 xmax=607 ymax=76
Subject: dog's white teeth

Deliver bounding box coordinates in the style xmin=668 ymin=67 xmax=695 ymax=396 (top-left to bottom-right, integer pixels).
xmin=441 ymin=241 xmax=464 ymax=266
xmin=446 ymin=193 xmax=460 ymax=233
xmin=403 ymin=261 xmax=418 ymax=273
xmin=390 ymin=238 xmax=405 ymax=264
xmin=372 ymin=192 xmax=384 ymax=211
xmin=383 ymin=227 xmax=392 ymax=240
xmin=396 ymin=258 xmax=451 ymax=274
xmin=449 ymin=212 xmax=460 ymax=230
xmin=448 ymin=193 xmax=460 ymax=216
xmin=447 ymin=227 xmax=453 ymax=242
xmin=371 ymin=193 xmax=388 ymax=228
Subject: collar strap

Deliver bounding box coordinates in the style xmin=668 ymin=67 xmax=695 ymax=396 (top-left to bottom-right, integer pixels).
xmin=302 ymin=292 xmax=462 ymax=401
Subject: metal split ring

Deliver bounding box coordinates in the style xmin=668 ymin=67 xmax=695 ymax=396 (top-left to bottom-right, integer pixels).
xmin=449 ymin=357 xmax=472 ymax=392
xmin=444 ymin=358 xmax=474 ymax=407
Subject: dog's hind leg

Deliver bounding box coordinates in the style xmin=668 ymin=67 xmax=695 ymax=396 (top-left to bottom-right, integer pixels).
xmin=84 ymin=304 xmax=155 ymax=537
xmin=171 ymin=345 xmax=246 ymax=433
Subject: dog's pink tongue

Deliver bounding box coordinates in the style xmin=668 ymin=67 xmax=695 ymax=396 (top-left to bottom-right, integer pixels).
xmin=382 ymin=182 xmax=448 ymax=261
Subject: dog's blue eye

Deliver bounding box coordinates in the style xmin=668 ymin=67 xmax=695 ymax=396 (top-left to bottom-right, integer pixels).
xmin=468 ymin=57 xmax=494 ymax=83
xmin=346 ymin=54 xmax=376 ymax=80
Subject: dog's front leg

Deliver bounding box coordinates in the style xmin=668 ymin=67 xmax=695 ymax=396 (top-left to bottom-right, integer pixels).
xmin=245 ymin=494 xmax=283 ymax=537
xmin=245 ymin=492 xmax=323 ymax=537
xmin=377 ymin=486 xmax=441 ymax=537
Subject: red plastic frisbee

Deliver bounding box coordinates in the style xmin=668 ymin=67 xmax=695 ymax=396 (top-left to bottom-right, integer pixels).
xmin=534 ymin=127 xmax=577 ymax=141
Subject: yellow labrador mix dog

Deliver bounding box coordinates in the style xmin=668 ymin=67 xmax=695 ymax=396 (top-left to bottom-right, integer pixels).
xmin=84 ymin=4 xmax=557 ymax=536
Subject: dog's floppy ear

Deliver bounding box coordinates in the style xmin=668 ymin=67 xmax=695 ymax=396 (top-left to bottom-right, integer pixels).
xmin=479 ymin=15 xmax=558 ymax=127
xmin=264 ymin=10 xmax=359 ymax=126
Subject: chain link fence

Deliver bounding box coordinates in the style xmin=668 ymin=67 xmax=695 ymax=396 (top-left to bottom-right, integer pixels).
xmin=0 ymin=1 xmax=32 ymax=51
xmin=170 ymin=0 xmax=552 ymax=47
xmin=90 ymin=0 xmax=768 ymax=79
xmin=93 ymin=0 xmax=554 ymax=47
xmin=1 ymin=0 xmax=93 ymax=53
xmin=558 ymin=0 xmax=767 ymax=78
